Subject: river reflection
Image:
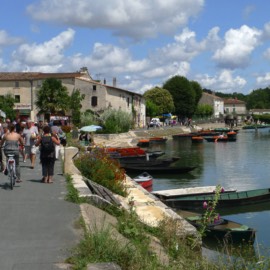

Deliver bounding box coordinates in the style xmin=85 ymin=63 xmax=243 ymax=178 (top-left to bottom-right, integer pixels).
xmin=148 ymin=128 xmax=270 ymax=258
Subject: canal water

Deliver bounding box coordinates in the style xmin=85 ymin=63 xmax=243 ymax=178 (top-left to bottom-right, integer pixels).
xmin=144 ymin=128 xmax=270 ymax=258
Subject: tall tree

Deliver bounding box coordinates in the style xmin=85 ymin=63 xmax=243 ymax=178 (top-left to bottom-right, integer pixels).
xmin=69 ymin=89 xmax=85 ymax=126
xmin=163 ymin=76 xmax=196 ymax=118
xmin=0 ymin=94 xmax=16 ymax=120
xmin=143 ymin=87 xmax=175 ymax=115
xmin=35 ymin=78 xmax=70 ymax=116
xmin=190 ymin=81 xmax=203 ymax=104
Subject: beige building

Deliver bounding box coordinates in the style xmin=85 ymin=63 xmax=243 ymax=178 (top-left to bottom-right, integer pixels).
xmin=224 ymin=98 xmax=246 ymax=115
xmin=0 ymin=68 xmax=146 ymax=127
xmin=198 ymin=92 xmax=224 ymax=118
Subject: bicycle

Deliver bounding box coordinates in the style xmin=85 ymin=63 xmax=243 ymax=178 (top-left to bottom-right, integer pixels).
xmin=6 ymin=154 xmax=17 ymax=190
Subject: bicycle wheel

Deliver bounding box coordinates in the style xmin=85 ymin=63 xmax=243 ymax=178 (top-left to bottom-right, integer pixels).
xmin=9 ymin=165 xmax=15 ymax=190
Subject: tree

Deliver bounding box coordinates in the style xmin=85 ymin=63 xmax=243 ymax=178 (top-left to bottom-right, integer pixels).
xmin=195 ymin=104 xmax=214 ymax=117
xmin=35 ymin=78 xmax=70 ymax=117
xmin=163 ymin=76 xmax=196 ymax=118
xmin=145 ymin=100 xmax=159 ymax=118
xmin=69 ymin=89 xmax=85 ymax=126
xmin=190 ymin=81 xmax=203 ymax=104
xmin=143 ymin=87 xmax=175 ymax=115
xmin=0 ymin=94 xmax=16 ymax=120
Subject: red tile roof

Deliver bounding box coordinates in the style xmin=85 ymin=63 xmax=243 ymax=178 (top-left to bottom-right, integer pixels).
xmin=224 ymin=98 xmax=246 ymax=104
xmin=0 ymin=72 xmax=82 ymax=81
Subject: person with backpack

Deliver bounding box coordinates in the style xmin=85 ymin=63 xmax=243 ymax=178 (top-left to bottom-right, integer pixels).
xmin=35 ymin=126 xmax=60 ymax=183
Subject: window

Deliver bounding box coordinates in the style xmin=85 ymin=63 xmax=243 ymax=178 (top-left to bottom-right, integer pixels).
xmin=15 ymin=95 xmax=20 ymax=103
xmin=91 ymin=96 xmax=98 ymax=106
xmin=127 ymin=97 xmax=130 ymax=107
xmin=15 ymin=81 xmax=19 ymax=88
xmin=93 ymin=85 xmax=97 ymax=90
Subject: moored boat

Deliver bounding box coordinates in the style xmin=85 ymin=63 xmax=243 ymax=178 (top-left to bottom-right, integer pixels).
xmin=122 ymin=165 xmax=196 ymax=174
xmin=191 ymin=136 xmax=204 ymax=143
xmin=179 ymin=210 xmax=256 ymax=244
xmin=162 ymin=188 xmax=270 ymax=210
xmin=137 ymin=139 xmax=150 ymax=147
xmin=133 ymin=172 xmax=153 ymax=190
xmin=152 ymin=186 xmax=236 ymax=200
xmin=149 ymin=137 xmax=168 ymax=143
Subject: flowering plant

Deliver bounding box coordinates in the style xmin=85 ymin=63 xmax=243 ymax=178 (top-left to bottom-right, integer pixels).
xmin=199 ymin=184 xmax=222 ymax=236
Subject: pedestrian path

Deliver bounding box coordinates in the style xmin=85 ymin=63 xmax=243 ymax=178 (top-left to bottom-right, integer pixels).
xmin=0 ymin=155 xmax=81 ymax=269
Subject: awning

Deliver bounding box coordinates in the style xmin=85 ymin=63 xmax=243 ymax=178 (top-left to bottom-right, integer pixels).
xmin=19 ymin=110 xmax=31 ymax=115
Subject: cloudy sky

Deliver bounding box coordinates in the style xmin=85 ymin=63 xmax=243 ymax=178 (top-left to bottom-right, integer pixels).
xmin=1 ymin=0 xmax=270 ymax=95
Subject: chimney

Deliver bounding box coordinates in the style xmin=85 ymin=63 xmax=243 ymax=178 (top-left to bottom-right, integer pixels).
xmin=113 ymin=77 xmax=116 ymax=87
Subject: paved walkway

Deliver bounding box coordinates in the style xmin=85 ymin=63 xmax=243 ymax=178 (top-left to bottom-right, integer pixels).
xmin=0 ymin=153 xmax=81 ymax=269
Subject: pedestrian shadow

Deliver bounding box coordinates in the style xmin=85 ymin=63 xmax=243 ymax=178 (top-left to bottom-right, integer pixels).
xmin=28 ymin=179 xmax=43 ymax=184
xmin=0 ymin=182 xmax=14 ymax=190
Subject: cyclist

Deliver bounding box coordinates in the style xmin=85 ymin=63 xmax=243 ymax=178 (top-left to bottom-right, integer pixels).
xmin=0 ymin=124 xmax=25 ymax=182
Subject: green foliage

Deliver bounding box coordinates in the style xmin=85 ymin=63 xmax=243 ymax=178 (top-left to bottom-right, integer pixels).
xmin=65 ymin=174 xmax=88 ymax=204
xmin=70 ymin=89 xmax=85 ymax=126
xmin=195 ymin=104 xmax=214 ymax=117
xmin=246 ymin=88 xmax=270 ymax=110
xmin=190 ymin=81 xmax=203 ymax=104
xmin=252 ymin=114 xmax=270 ymax=123
xmin=143 ymin=87 xmax=175 ymax=115
xmin=74 ymin=148 xmax=127 ymax=196
xmin=163 ymin=76 xmax=196 ymax=117
xmin=80 ymin=110 xmax=100 ymax=127
xmin=35 ymin=78 xmax=70 ymax=115
xmin=145 ymin=100 xmax=159 ymax=117
xmin=0 ymin=94 xmax=16 ymax=120
xmin=100 ymin=108 xmax=132 ymax=133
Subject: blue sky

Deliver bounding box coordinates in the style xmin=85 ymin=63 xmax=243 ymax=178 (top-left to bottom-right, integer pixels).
xmin=1 ymin=0 xmax=270 ymax=95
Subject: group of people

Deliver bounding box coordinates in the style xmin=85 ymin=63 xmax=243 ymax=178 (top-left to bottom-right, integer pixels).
xmin=0 ymin=118 xmax=62 ymax=184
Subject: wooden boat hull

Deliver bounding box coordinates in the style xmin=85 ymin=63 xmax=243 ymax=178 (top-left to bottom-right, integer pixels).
xmin=149 ymin=137 xmax=168 ymax=143
xmin=179 ymin=210 xmax=256 ymax=244
xmin=123 ymin=165 xmax=196 ymax=174
xmin=191 ymin=136 xmax=204 ymax=143
xmin=163 ymin=188 xmax=270 ymax=210
xmin=119 ymin=158 xmax=177 ymax=167
xmin=204 ymin=136 xmax=237 ymax=142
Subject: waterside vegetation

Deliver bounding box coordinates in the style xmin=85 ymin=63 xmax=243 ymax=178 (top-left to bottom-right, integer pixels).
xmin=64 ymin=140 xmax=270 ymax=269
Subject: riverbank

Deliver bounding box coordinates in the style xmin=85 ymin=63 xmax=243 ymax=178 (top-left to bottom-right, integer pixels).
xmin=94 ymin=122 xmax=227 ymax=147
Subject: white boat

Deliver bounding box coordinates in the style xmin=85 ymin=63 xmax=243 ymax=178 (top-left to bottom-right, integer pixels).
xmin=152 ymin=186 xmax=236 ymax=200
xmin=133 ymin=172 xmax=153 ymax=189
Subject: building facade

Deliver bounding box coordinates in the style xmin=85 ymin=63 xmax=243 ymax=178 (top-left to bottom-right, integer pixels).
xmin=0 ymin=68 xmax=146 ymax=127
xmin=224 ymin=98 xmax=246 ymax=115
xmin=198 ymin=92 xmax=224 ymax=118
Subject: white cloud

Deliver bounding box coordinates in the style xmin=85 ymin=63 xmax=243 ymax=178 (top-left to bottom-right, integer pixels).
xmin=0 ymin=30 xmax=23 ymax=46
xmin=12 ymin=29 xmax=75 ymax=68
xmin=27 ymin=0 xmax=204 ymax=40
xmin=196 ymin=70 xmax=246 ymax=92
xmin=264 ymin=48 xmax=270 ymax=60
xmin=256 ymin=73 xmax=270 ymax=87
xmin=213 ymin=25 xmax=262 ymax=69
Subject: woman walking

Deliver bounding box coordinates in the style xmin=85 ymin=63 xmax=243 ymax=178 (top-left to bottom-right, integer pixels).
xmin=0 ymin=124 xmax=25 ymax=182
xmin=35 ymin=126 xmax=60 ymax=183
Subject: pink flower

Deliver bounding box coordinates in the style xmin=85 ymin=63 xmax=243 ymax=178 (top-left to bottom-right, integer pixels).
xmin=203 ymin=201 xmax=208 ymax=209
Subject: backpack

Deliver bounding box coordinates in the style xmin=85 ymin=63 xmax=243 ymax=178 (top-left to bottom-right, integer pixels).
xmin=41 ymin=135 xmax=55 ymax=158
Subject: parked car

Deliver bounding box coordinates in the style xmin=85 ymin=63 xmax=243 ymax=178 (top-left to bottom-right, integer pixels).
xmin=149 ymin=118 xmax=161 ymax=127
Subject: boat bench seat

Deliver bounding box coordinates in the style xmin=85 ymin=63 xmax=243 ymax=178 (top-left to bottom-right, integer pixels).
xmin=229 ymin=225 xmax=249 ymax=231
xmin=186 ymin=216 xmax=201 ymax=221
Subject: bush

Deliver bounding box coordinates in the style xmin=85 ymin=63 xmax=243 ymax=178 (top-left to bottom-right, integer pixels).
xmin=74 ymin=148 xmax=127 ymax=196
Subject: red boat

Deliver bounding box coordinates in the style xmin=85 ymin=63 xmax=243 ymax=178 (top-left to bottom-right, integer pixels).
xmin=133 ymin=172 xmax=153 ymax=190
xmin=191 ymin=136 xmax=204 ymax=143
